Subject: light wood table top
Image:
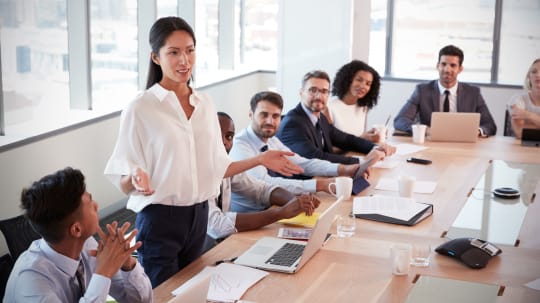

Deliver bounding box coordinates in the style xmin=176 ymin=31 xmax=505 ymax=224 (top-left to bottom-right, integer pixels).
xmin=154 ymin=136 xmax=540 ymax=303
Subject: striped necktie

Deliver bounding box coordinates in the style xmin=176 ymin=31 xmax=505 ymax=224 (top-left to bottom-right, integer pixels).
xmin=75 ymin=260 xmax=86 ymax=297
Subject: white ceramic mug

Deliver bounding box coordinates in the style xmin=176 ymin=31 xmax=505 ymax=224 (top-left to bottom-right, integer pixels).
xmin=412 ymin=124 xmax=427 ymax=144
xmin=372 ymin=124 xmax=388 ymax=143
xmin=328 ymin=176 xmax=353 ymax=200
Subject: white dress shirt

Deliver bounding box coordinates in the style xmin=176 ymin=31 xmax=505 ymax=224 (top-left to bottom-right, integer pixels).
xmin=4 ymin=238 xmax=153 ymax=303
xmin=438 ymin=81 xmax=458 ymax=113
xmin=229 ymin=126 xmax=338 ymax=212
xmin=207 ymin=172 xmax=278 ymax=239
xmin=104 ymin=84 xmax=231 ymax=212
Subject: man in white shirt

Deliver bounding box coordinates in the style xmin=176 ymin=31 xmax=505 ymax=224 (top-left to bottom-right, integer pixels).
xmin=230 ymin=91 xmax=383 ymax=212
xmin=207 ymin=112 xmax=319 ymax=242
xmin=4 ymin=167 xmax=152 ymax=303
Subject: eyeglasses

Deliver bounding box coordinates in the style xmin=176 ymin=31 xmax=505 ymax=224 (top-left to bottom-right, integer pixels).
xmin=305 ymin=87 xmax=330 ymax=96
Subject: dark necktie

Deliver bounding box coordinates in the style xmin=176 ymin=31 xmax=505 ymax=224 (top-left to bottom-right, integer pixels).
xmin=217 ymin=183 xmax=224 ymax=210
xmin=75 ymin=260 xmax=86 ymax=298
xmin=260 ymin=145 xmax=279 ymax=177
xmin=315 ymin=120 xmax=325 ymax=148
xmin=443 ymin=90 xmax=450 ymax=112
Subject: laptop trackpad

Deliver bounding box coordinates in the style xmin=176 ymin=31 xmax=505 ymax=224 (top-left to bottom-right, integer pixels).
xmin=252 ymin=245 xmax=274 ymax=255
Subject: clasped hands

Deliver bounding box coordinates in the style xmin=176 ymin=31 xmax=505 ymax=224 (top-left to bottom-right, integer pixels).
xmin=91 ymin=221 xmax=142 ymax=278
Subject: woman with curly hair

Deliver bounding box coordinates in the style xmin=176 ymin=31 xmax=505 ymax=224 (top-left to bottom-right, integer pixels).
xmin=324 ymin=60 xmax=382 ymax=142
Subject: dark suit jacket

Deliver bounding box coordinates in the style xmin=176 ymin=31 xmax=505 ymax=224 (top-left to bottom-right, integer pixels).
xmin=277 ymin=103 xmax=375 ymax=165
xmin=393 ymin=80 xmax=497 ymax=136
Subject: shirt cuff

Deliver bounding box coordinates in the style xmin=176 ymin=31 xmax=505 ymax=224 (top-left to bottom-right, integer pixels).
xmin=478 ymin=127 xmax=487 ymax=137
xmin=85 ymin=274 xmax=111 ymax=302
xmin=306 ymin=179 xmax=317 ymax=192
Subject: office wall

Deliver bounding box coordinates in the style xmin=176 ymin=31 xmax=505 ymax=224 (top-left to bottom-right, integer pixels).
xmin=0 ymin=72 xmax=275 ymax=256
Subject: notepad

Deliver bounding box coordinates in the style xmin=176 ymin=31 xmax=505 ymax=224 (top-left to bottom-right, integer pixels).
xmin=278 ymin=212 xmax=320 ymax=228
xmin=405 ymin=276 xmax=499 ymax=303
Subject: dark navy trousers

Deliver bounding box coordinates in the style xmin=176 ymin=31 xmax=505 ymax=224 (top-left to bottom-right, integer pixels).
xmin=135 ymin=201 xmax=208 ymax=288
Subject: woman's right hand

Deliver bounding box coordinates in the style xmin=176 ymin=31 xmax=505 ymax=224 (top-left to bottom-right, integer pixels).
xmin=131 ymin=168 xmax=155 ymax=195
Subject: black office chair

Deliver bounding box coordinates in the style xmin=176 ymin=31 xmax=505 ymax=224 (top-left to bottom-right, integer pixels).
xmin=0 ymin=254 xmax=14 ymax=299
xmin=504 ymin=109 xmax=515 ymax=137
xmin=0 ymin=215 xmax=41 ymax=262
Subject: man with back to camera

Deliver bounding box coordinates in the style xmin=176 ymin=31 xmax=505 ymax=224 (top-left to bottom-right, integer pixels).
xmin=229 ymin=90 xmax=383 ymax=213
xmin=3 ymin=167 xmax=153 ymax=303
xmin=393 ymin=44 xmax=497 ymax=136
xmin=206 ymin=112 xmax=319 ymax=243
xmin=276 ymin=70 xmax=395 ymax=166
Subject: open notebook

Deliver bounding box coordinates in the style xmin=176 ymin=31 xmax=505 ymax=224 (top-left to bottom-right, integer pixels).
xmin=234 ymin=196 xmax=344 ymax=273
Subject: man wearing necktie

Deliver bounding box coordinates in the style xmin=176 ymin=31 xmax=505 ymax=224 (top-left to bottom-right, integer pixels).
xmin=206 ymin=112 xmax=319 ymax=245
xmin=4 ymin=167 xmax=153 ymax=302
xmin=276 ymin=71 xmax=395 ymax=166
xmin=394 ymin=44 xmax=497 ymax=137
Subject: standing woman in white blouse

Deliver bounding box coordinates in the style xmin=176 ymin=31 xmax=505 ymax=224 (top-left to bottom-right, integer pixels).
xmin=508 ymin=58 xmax=540 ymax=138
xmin=104 ymin=16 xmax=302 ymax=288
xmin=324 ymin=60 xmax=382 ymax=142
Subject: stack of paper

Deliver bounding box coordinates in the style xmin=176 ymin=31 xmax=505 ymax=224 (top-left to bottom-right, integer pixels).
xmin=171 ymin=263 xmax=268 ymax=303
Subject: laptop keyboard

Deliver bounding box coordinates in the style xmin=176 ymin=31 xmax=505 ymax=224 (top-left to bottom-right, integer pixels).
xmin=265 ymin=242 xmax=305 ymax=267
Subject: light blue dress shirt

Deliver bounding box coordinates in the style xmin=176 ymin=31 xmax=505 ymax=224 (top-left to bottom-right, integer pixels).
xmin=229 ymin=126 xmax=339 ymax=212
xmin=207 ymin=172 xmax=279 ymax=239
xmin=3 ymin=238 xmax=153 ymax=303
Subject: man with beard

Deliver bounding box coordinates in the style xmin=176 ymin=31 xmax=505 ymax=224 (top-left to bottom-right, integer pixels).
xmin=276 ymin=70 xmax=395 ymax=167
xmin=393 ymin=44 xmax=497 ymax=136
xmin=229 ymin=90 xmax=383 ymax=212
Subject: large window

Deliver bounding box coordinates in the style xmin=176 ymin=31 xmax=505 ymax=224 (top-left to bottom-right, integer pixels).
xmin=240 ymin=0 xmax=278 ymax=70
xmin=195 ymin=0 xmax=219 ymax=83
xmin=498 ymin=0 xmax=540 ymax=85
xmin=0 ymin=0 xmax=69 ymax=134
xmin=370 ymin=0 xmax=540 ymax=85
xmin=0 ymin=0 xmax=279 ymax=142
xmin=90 ymin=0 xmax=138 ymax=111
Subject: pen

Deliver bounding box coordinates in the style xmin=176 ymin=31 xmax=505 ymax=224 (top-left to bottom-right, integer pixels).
xmin=384 ymin=114 xmax=392 ymax=128
xmin=215 ymin=256 xmax=237 ymax=266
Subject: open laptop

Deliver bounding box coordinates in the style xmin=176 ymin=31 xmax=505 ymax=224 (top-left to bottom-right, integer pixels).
xmin=234 ymin=197 xmax=344 ymax=273
xmin=167 ymin=273 xmax=211 ymax=303
xmin=521 ymin=128 xmax=540 ymax=147
xmin=429 ymin=112 xmax=480 ymax=143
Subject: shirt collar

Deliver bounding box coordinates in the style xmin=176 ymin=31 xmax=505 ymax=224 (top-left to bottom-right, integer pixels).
xmin=300 ymin=102 xmax=319 ymax=126
xmin=40 ymin=239 xmax=81 ymax=277
xmin=148 ymin=83 xmax=202 ymax=107
xmin=247 ymin=125 xmax=268 ymax=150
xmin=437 ymin=81 xmax=458 ymax=96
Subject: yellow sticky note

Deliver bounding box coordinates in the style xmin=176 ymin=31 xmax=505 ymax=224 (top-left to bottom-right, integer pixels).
xmin=278 ymin=212 xmax=320 ymax=228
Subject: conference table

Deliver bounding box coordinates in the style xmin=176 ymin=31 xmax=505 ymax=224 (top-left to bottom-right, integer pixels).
xmin=153 ymin=135 xmax=540 ymax=303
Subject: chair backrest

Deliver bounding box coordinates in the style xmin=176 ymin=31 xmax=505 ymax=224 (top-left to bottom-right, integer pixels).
xmin=504 ymin=109 xmax=515 ymax=137
xmin=0 ymin=215 xmax=41 ymax=261
xmin=0 ymin=254 xmax=14 ymax=300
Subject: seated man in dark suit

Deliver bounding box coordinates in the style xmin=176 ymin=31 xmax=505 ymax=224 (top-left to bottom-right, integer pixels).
xmin=277 ymin=70 xmax=395 ymax=165
xmin=393 ymin=44 xmax=497 ymax=137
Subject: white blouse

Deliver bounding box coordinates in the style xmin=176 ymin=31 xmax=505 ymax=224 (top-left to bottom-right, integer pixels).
xmin=326 ymin=97 xmax=368 ymax=136
xmin=104 ymin=84 xmax=231 ymax=212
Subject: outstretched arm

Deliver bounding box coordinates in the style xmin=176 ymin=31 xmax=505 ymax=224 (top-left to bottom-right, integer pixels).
xmin=225 ymin=150 xmax=304 ymax=178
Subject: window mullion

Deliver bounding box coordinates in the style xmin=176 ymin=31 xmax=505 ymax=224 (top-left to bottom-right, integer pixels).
xmin=491 ymin=0 xmax=503 ymax=84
